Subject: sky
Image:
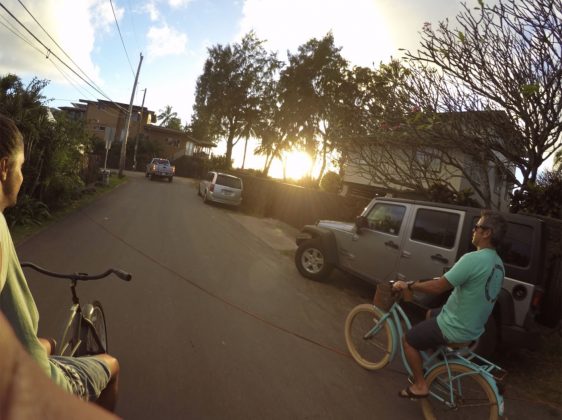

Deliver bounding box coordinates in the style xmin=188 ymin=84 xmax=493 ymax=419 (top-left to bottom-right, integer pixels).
xmin=5 ymin=0 xmax=543 ymax=177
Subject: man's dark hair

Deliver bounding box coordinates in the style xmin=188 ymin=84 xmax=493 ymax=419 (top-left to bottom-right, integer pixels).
xmin=481 ymin=209 xmax=507 ymax=247
xmin=0 ymin=114 xmax=24 ymax=162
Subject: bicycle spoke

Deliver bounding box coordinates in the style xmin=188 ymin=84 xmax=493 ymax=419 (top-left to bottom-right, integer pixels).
xmin=423 ymin=363 xmax=499 ymax=419
xmin=345 ymin=304 xmax=393 ymax=370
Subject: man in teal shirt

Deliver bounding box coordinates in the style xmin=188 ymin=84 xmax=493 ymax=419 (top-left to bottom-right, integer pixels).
xmin=393 ymin=210 xmax=507 ymax=399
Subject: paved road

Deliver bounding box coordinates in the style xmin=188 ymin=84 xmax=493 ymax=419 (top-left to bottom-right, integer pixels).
xmin=16 ymin=172 xmax=561 ymax=419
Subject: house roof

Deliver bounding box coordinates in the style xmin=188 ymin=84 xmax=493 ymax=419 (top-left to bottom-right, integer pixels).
xmin=144 ymin=124 xmax=216 ymax=147
xmin=78 ymin=99 xmax=156 ymax=121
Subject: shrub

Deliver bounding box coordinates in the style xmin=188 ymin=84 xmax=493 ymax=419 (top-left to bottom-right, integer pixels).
xmin=319 ymin=171 xmax=342 ymax=193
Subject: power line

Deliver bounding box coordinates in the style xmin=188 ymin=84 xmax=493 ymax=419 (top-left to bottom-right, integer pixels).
xmin=0 ymin=12 xmax=42 ymax=54
xmin=15 ymin=0 xmax=109 ymax=100
xmin=109 ymin=0 xmax=135 ymax=77
xmin=0 ymin=1 xmax=129 ymax=113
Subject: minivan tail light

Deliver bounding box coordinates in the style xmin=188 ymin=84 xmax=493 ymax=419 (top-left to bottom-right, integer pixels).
xmin=209 ymin=184 xmax=215 ymax=192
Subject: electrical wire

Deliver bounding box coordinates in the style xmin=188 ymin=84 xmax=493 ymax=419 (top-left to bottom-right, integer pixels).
xmin=15 ymin=0 xmax=110 ymax=101
xmin=0 ymin=1 xmax=130 ymax=114
xmin=0 ymin=12 xmax=42 ymax=54
xmin=109 ymin=0 xmax=135 ymax=77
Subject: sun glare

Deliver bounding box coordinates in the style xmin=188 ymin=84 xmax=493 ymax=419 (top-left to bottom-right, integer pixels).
xmin=270 ymin=151 xmax=312 ymax=180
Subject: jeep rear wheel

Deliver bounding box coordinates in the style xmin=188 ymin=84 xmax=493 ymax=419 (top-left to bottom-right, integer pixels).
xmin=295 ymin=239 xmax=333 ymax=281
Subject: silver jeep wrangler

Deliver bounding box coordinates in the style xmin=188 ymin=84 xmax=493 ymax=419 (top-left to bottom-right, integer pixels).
xmin=295 ymin=197 xmax=561 ymax=356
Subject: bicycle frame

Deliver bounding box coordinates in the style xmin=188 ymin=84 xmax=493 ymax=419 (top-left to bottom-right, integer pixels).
xmin=56 ymin=281 xmax=107 ymax=356
xmin=370 ymin=301 xmax=505 ymax=417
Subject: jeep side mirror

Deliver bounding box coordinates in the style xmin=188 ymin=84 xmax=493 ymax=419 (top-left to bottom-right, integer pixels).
xmin=355 ymin=216 xmax=368 ymax=230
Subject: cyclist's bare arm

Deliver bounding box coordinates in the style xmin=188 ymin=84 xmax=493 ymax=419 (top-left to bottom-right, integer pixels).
xmin=393 ymin=276 xmax=453 ymax=295
xmin=0 ymin=312 xmax=119 ymax=420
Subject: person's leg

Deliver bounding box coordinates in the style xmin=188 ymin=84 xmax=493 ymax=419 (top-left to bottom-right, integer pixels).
xmin=400 ymin=315 xmax=447 ymax=398
xmin=92 ymin=354 xmax=119 ymax=411
xmin=403 ymin=336 xmax=428 ymax=396
xmin=0 ymin=312 xmax=118 ymax=419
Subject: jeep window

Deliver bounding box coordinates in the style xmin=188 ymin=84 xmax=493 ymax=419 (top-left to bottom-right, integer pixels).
xmin=412 ymin=209 xmax=459 ymax=248
xmin=469 ymin=217 xmax=533 ymax=267
xmin=365 ymin=204 xmax=406 ymax=235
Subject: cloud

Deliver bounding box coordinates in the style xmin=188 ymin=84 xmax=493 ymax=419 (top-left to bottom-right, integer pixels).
xmin=90 ymin=0 xmax=124 ymax=33
xmin=0 ymin=0 xmax=108 ymax=87
xmin=146 ymin=24 xmax=188 ymax=60
xmin=168 ymin=0 xmax=193 ymax=8
xmin=142 ymin=1 xmax=161 ymax=21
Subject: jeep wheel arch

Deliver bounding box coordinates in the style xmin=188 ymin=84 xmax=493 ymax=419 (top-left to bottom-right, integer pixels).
xmin=297 ymin=226 xmax=339 ymax=266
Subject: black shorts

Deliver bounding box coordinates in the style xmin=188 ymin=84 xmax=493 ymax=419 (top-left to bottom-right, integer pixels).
xmin=405 ymin=308 xmax=448 ymax=351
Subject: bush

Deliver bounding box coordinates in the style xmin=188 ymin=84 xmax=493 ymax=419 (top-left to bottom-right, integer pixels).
xmin=4 ymin=196 xmax=51 ymax=228
xmin=319 ymin=171 xmax=342 ymax=193
xmin=511 ymin=170 xmax=562 ymax=218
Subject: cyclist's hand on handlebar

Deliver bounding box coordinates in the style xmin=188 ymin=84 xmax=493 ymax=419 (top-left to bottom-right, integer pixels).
xmin=392 ymin=280 xmax=408 ymax=292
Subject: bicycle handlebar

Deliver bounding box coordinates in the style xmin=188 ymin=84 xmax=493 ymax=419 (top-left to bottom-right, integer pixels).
xmin=21 ymin=262 xmax=132 ymax=282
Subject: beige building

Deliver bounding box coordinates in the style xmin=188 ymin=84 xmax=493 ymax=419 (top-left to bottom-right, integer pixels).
xmin=342 ymin=144 xmax=514 ymax=212
xmin=59 ymin=99 xmax=156 ymax=145
xmin=142 ymin=124 xmax=216 ymax=161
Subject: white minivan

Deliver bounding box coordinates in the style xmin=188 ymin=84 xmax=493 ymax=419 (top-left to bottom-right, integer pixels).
xmin=198 ymin=172 xmax=243 ymax=207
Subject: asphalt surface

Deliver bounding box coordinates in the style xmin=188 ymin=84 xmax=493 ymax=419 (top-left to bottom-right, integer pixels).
xmin=15 ymin=171 xmax=562 ymax=419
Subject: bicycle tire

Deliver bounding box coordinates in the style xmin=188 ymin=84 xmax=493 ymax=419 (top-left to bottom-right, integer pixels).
xmin=79 ymin=301 xmax=108 ymax=356
xmin=344 ymin=304 xmax=393 ymax=370
xmin=421 ymin=363 xmax=499 ymax=420
xmin=58 ymin=311 xmax=81 ymax=356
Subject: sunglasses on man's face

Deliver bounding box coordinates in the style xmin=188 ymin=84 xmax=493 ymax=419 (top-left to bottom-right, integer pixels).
xmin=473 ymin=224 xmax=491 ymax=231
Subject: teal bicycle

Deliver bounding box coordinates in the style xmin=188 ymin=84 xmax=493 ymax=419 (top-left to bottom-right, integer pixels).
xmin=344 ymin=282 xmax=506 ymax=420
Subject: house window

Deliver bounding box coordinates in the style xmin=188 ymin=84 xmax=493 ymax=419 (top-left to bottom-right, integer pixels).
xmin=186 ymin=142 xmax=195 ymax=156
xmin=465 ymin=158 xmax=481 ymax=185
xmin=415 ymin=149 xmax=441 ymax=172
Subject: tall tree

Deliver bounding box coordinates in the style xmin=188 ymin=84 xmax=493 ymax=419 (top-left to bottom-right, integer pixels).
xmin=277 ymin=33 xmax=350 ymax=183
xmin=401 ymin=0 xmax=562 ymax=201
xmin=190 ymin=31 xmax=280 ymax=167
xmin=345 ymin=0 xmax=562 ymax=209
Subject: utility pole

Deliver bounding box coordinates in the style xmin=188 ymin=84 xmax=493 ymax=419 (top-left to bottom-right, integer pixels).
xmin=119 ymin=53 xmax=144 ymax=177
xmin=133 ymin=88 xmax=147 ymax=171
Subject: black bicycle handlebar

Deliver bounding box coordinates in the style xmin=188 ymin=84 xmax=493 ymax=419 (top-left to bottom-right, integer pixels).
xmin=21 ymin=262 xmax=132 ymax=282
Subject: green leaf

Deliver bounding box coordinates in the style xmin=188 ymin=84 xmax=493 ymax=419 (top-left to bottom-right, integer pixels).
xmin=520 ymin=84 xmax=540 ymax=98
xmin=458 ymin=31 xmax=465 ymax=43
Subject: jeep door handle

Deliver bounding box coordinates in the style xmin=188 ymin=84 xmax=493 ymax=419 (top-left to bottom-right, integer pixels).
xmin=384 ymin=240 xmax=399 ymax=250
xmin=431 ymin=253 xmax=449 ymax=264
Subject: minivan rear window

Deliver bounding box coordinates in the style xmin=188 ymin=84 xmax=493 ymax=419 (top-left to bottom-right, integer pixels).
xmin=216 ymin=175 xmax=242 ymax=189
xmin=412 ymin=209 xmax=459 ymax=248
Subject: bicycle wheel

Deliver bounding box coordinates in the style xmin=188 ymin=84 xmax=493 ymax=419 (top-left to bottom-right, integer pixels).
xmin=79 ymin=301 xmax=108 ymax=356
xmin=421 ymin=363 xmax=499 ymax=420
xmin=58 ymin=311 xmax=81 ymax=356
xmin=344 ymin=304 xmax=393 ymax=370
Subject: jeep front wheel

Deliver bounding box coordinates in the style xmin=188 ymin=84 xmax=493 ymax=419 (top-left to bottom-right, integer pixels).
xmin=295 ymin=239 xmax=332 ymax=281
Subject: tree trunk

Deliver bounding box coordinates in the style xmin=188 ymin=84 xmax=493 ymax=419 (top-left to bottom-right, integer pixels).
xmin=241 ymin=138 xmax=249 ymax=169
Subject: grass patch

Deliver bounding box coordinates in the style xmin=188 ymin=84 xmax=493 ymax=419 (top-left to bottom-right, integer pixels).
xmin=12 ymin=175 xmax=127 ymax=244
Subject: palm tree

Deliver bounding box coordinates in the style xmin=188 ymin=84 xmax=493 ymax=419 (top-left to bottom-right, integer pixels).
xmin=157 ymin=105 xmax=178 ymax=127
